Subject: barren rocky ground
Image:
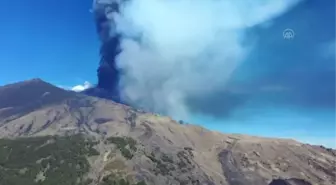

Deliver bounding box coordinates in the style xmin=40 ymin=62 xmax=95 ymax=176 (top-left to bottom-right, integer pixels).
xmin=0 ymin=79 xmax=335 ymax=185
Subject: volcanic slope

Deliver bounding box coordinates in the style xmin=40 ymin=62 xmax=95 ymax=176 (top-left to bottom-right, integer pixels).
xmin=0 ymin=79 xmax=334 ymax=185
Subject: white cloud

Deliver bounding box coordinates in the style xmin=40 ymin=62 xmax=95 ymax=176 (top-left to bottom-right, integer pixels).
xmin=71 ymin=81 xmax=93 ymax=92
xmin=112 ymin=0 xmax=302 ymax=119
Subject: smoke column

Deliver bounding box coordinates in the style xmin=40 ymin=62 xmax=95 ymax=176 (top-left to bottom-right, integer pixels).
xmin=91 ymin=0 xmax=301 ymax=119
xmin=86 ymin=0 xmax=122 ymax=102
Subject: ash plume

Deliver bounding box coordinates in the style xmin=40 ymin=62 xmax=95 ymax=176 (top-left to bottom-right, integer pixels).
xmin=91 ymin=0 xmax=301 ymax=119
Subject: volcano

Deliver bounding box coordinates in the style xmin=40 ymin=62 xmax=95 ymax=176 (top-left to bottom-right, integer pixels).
xmin=0 ymin=79 xmax=334 ymax=185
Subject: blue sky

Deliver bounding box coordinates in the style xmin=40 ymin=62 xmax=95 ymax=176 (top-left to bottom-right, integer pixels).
xmin=0 ymin=0 xmax=99 ymax=86
xmin=0 ymin=0 xmax=335 ymax=148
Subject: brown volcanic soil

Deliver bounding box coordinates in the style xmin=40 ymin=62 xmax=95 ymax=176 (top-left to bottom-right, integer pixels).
xmin=0 ymin=79 xmax=335 ymax=185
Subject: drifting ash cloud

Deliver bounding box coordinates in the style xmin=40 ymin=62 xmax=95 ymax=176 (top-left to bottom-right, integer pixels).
xmin=94 ymin=0 xmax=301 ymax=120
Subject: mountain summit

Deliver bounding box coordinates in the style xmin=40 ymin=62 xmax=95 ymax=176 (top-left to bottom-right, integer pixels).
xmin=0 ymin=79 xmax=334 ymax=185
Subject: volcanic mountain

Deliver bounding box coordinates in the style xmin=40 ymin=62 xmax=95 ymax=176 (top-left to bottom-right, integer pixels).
xmin=0 ymin=79 xmax=334 ymax=185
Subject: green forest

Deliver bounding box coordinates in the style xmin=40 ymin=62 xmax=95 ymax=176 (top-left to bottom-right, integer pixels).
xmin=0 ymin=135 xmax=146 ymax=185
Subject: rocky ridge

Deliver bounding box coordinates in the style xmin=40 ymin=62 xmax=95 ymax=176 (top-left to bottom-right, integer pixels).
xmin=0 ymin=79 xmax=335 ymax=185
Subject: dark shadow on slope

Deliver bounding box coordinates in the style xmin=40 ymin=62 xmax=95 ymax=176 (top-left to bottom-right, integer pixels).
xmin=268 ymin=178 xmax=312 ymax=185
xmin=83 ymin=86 xmax=121 ymax=103
xmin=218 ymin=140 xmax=266 ymax=185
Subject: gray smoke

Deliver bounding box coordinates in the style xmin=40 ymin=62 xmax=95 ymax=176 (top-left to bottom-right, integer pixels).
xmin=93 ymin=0 xmax=301 ymax=120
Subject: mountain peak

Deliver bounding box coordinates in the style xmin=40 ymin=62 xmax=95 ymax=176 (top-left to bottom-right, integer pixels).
xmin=26 ymin=78 xmax=44 ymax=82
xmin=0 ymin=78 xmax=44 ymax=88
xmin=0 ymin=79 xmax=76 ymax=119
xmin=0 ymin=79 xmax=335 ymax=185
